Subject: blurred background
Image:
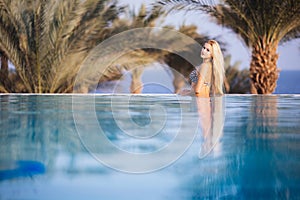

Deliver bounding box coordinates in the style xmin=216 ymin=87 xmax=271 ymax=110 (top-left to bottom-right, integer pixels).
xmin=0 ymin=0 xmax=299 ymax=94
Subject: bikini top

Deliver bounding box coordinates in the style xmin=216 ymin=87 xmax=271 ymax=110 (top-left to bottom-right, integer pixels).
xmin=189 ymin=69 xmax=198 ymax=83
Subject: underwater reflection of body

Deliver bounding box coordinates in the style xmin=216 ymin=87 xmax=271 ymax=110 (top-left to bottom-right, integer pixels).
xmin=196 ymin=97 xmax=224 ymax=159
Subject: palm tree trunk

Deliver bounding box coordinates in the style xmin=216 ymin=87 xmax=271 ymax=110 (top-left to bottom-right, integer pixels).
xmin=249 ymin=41 xmax=279 ymax=94
xmin=130 ymin=68 xmax=144 ymax=94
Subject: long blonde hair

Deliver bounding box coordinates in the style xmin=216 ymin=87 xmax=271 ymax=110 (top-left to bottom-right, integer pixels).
xmin=207 ymin=40 xmax=225 ymax=95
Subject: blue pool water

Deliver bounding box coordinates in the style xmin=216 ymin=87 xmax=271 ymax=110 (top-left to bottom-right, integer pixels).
xmin=0 ymin=94 xmax=300 ymax=199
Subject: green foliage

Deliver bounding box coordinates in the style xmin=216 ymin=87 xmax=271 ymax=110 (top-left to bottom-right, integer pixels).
xmin=0 ymin=0 xmax=178 ymax=93
xmin=0 ymin=0 xmax=128 ymax=93
xmin=158 ymin=0 xmax=300 ymax=47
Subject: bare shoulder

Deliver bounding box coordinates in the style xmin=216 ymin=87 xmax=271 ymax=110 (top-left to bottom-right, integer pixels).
xmin=198 ymin=62 xmax=211 ymax=74
xmin=199 ymin=62 xmax=211 ymax=68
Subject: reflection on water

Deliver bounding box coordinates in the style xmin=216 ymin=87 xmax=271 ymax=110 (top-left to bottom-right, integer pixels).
xmin=196 ymin=97 xmax=224 ymax=158
xmin=247 ymin=95 xmax=278 ymax=137
xmin=0 ymin=95 xmax=300 ymax=199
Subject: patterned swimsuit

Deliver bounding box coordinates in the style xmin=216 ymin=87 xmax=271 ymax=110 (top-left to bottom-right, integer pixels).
xmin=189 ymin=69 xmax=198 ymax=83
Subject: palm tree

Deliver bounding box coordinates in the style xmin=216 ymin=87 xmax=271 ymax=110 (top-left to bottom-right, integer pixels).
xmin=96 ymin=4 xmax=167 ymax=93
xmin=157 ymin=0 xmax=300 ymax=94
xmin=0 ymin=0 xmax=127 ymax=93
xmin=0 ymin=0 xmax=172 ymax=93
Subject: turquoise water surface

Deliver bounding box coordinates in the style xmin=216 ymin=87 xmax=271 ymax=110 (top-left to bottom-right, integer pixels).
xmin=0 ymin=94 xmax=299 ymax=199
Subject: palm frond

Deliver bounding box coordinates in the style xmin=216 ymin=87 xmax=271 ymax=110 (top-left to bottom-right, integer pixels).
xmin=0 ymin=0 xmax=34 ymax=91
xmin=47 ymin=0 xmax=124 ymax=92
xmin=281 ymin=27 xmax=300 ymax=44
xmin=221 ymin=0 xmax=300 ymax=45
xmin=156 ymin=0 xmax=215 ymax=12
xmin=1 ymin=0 xmax=217 ymax=93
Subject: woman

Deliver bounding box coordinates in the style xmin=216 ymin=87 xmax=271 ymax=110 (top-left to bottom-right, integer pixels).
xmin=191 ymin=40 xmax=225 ymax=158
xmin=188 ymin=40 xmax=225 ymax=97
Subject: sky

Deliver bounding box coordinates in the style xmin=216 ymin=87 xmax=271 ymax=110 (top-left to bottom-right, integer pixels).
xmin=119 ymin=0 xmax=300 ymax=71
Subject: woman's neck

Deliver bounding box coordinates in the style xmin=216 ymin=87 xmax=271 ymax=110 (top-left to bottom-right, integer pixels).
xmin=203 ymin=58 xmax=212 ymax=63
